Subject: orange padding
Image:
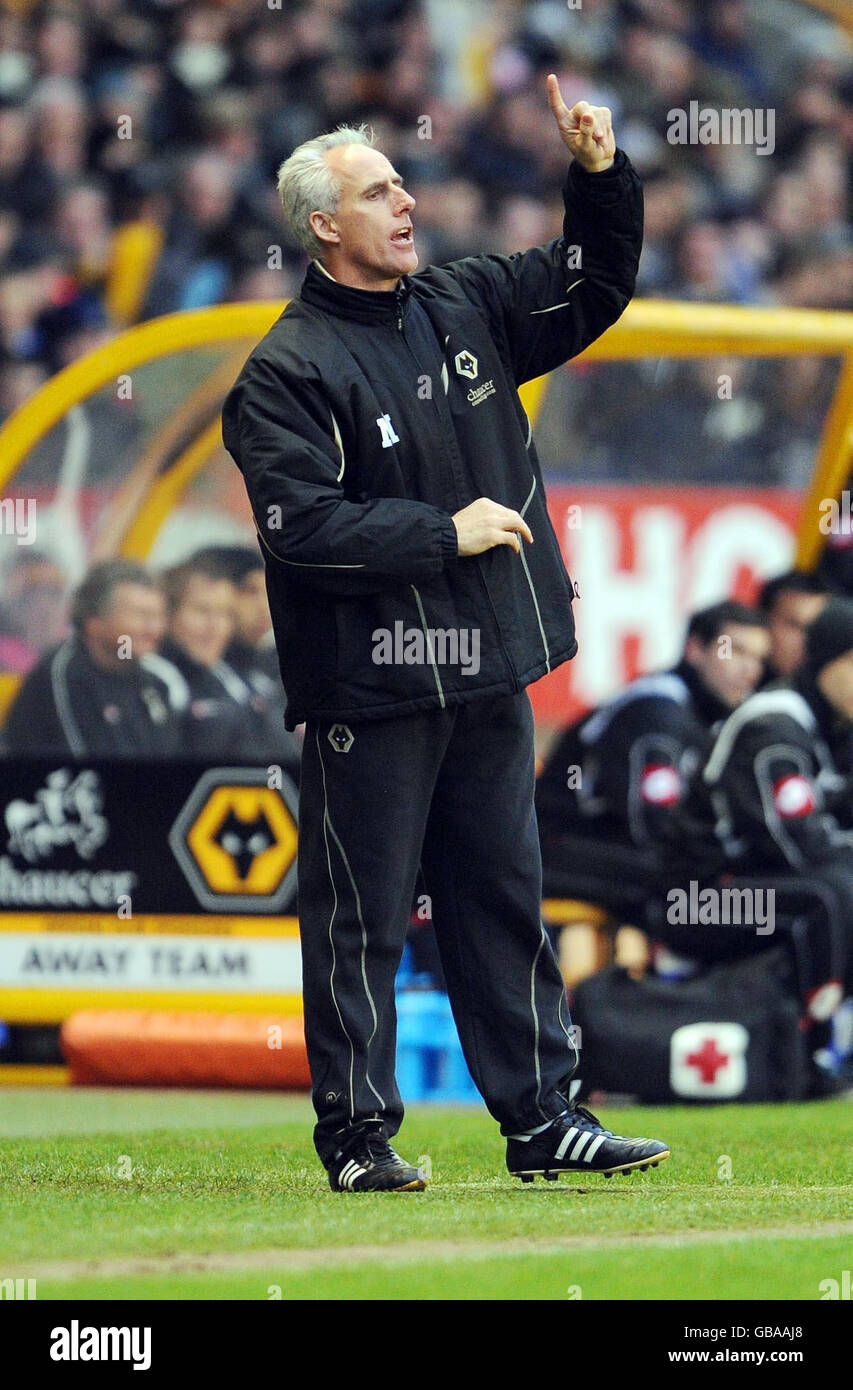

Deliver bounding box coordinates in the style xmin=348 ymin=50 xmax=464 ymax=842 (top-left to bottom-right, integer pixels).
xmin=61 ymin=1011 xmax=311 ymax=1089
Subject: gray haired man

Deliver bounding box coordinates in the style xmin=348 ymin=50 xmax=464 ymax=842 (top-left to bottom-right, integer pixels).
xmin=223 ymin=78 xmax=670 ymax=1191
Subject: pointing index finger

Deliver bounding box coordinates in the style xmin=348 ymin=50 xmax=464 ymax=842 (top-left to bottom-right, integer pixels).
xmin=546 ymin=72 xmax=570 ymax=121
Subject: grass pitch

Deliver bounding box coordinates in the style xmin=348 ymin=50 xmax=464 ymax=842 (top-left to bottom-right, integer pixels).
xmin=1 ymin=1088 xmax=850 ymax=1300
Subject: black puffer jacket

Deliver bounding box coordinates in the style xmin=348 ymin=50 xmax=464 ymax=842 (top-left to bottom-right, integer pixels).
xmin=695 ymin=677 xmax=853 ymax=872
xmin=222 ymin=149 xmax=643 ymax=729
xmin=536 ymin=661 xmax=731 ymax=852
xmin=1 ymin=638 xmax=181 ymax=757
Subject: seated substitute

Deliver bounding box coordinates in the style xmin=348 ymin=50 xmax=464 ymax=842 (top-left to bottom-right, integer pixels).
xmin=535 ymin=600 xmax=769 ymax=921
xmin=1 ymin=559 xmax=180 ymax=758
xmin=654 ymin=597 xmax=853 ymax=1088
xmin=757 ymin=569 xmax=827 ymax=685
xmin=146 ymin=554 xmax=275 ymax=763
xmin=188 ymin=544 xmax=301 ymax=776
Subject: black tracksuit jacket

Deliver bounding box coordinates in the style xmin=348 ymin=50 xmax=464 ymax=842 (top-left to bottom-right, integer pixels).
xmin=694 ymin=676 xmax=853 ymax=874
xmin=1 ymin=637 xmax=181 ymax=758
xmin=221 ymin=149 xmax=643 ymax=729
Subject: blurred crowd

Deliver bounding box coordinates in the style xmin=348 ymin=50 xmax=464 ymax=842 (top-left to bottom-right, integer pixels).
xmin=0 ymin=544 xmax=302 ymax=771
xmin=0 ymin=0 xmax=849 ymax=482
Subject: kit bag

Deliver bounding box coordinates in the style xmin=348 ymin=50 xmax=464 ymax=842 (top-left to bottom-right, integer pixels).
xmin=571 ymin=948 xmax=810 ymax=1102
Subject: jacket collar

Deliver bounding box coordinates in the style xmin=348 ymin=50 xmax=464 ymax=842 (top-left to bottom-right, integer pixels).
xmin=159 ymin=636 xmax=212 ymax=686
xmin=300 ymin=258 xmax=413 ymax=325
xmin=72 ymin=634 xmax=140 ymax=682
xmin=672 ymin=658 xmax=732 ymax=728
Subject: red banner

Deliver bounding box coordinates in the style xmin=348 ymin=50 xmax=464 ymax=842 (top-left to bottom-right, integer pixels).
xmin=532 ymin=486 xmax=802 ymax=728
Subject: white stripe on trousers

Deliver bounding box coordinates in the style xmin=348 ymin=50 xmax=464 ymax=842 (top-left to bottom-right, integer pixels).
xmin=316 ymin=730 xmax=386 ymax=1114
xmin=317 ymin=729 xmax=357 ymax=1122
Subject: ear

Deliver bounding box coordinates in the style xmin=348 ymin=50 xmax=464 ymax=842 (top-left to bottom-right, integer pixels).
xmin=309 ymin=210 xmax=340 ymax=246
xmin=683 ymin=635 xmax=704 ymax=667
xmin=815 ymin=664 xmax=830 ymax=701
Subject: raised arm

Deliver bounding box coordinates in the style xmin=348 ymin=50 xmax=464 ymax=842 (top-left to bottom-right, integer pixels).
xmin=435 ymin=78 xmax=643 ymax=386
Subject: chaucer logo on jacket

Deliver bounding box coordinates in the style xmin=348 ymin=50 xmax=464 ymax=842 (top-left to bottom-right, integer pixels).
xmin=669 ymin=1021 xmax=749 ymax=1098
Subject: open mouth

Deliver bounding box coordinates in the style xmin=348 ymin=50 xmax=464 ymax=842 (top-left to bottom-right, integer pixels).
xmin=391 ymin=227 xmax=414 ymax=245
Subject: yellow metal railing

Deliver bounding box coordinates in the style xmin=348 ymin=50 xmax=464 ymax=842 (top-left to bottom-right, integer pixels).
xmin=0 ymin=298 xmax=851 ymax=569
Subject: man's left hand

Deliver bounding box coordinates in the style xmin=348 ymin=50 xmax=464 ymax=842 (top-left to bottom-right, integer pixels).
xmin=547 ymin=74 xmax=615 ymax=173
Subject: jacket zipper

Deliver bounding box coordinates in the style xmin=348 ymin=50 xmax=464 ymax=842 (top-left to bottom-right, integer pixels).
xmin=396 ymin=302 xmax=520 ymax=692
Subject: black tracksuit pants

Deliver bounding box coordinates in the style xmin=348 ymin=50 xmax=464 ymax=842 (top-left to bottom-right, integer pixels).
xmin=296 ymin=690 xmax=578 ymax=1165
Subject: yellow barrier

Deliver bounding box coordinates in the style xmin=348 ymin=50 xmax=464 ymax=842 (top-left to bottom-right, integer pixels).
xmin=2 ymin=297 xmax=850 ymax=496
xmin=0 ymin=294 xmax=849 ymax=616
xmin=0 ymin=1065 xmax=70 ymax=1086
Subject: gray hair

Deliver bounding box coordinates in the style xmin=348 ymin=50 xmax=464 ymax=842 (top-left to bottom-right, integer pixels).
xmin=277 ymin=125 xmax=375 ymax=260
xmin=71 ymin=559 xmax=161 ymax=633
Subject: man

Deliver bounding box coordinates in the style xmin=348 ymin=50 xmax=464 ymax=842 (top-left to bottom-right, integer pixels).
xmin=188 ymin=544 xmax=301 ymax=776
xmin=145 ymin=554 xmax=271 ymax=763
xmin=222 ymin=79 xmax=669 ymax=1191
xmin=757 ymin=569 xmax=827 ymax=683
xmin=0 ymin=550 xmax=68 ymax=675
xmin=188 ymin=545 xmax=277 ymax=672
xmin=536 ymin=601 xmax=769 ymax=920
xmin=658 ymin=598 xmax=853 ymax=1087
xmin=1 ymin=559 xmax=179 ymax=757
